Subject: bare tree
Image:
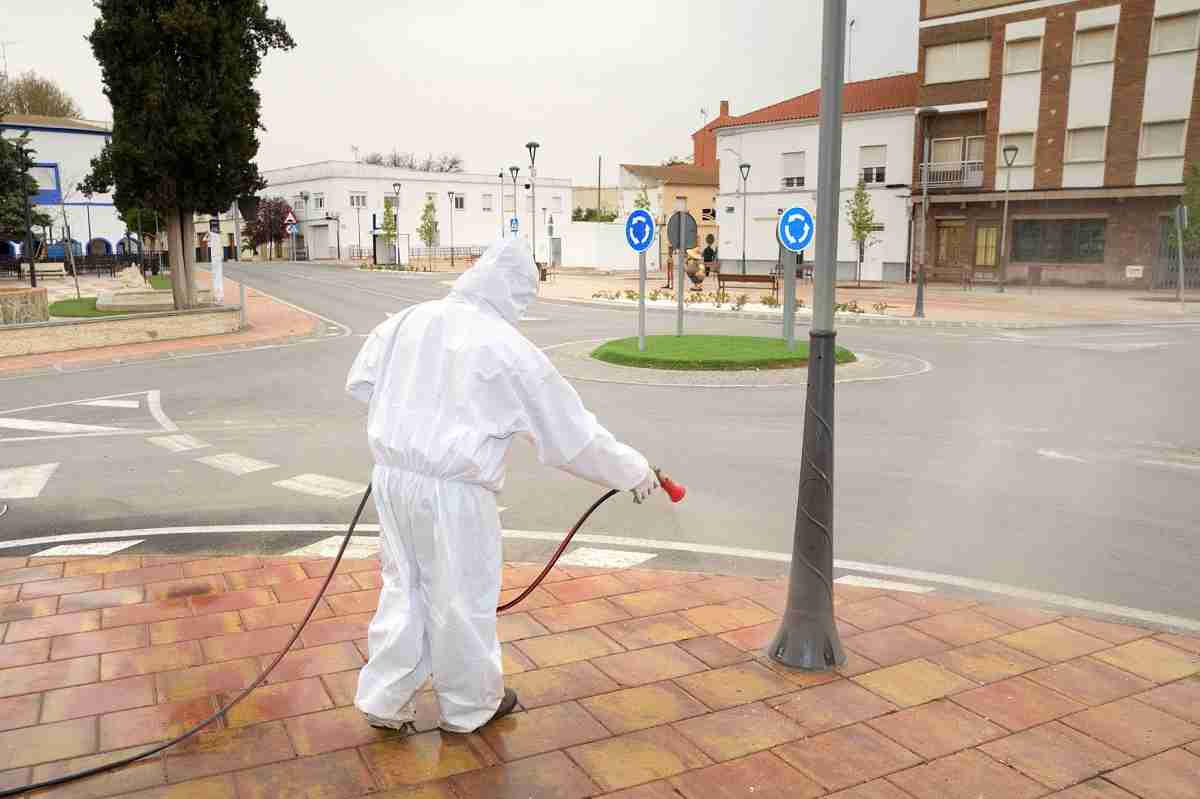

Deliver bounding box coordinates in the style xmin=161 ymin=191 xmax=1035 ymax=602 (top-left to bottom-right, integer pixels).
xmin=359 ymin=149 xmax=464 ymax=173
xmin=361 ymin=152 xmax=386 ymax=165
xmin=1 ymin=71 xmax=83 ymax=118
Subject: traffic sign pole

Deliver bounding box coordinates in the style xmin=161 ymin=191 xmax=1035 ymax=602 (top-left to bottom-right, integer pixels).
xmin=638 ymin=250 xmax=647 ymax=352
xmin=625 ymin=210 xmax=656 ymax=352
xmin=783 ymin=240 xmax=796 ymax=350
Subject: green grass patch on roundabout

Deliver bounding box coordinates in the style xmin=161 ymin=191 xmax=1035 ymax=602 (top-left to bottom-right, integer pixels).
xmin=48 ymin=297 xmax=126 ymax=318
xmin=592 ymin=335 xmax=856 ymax=371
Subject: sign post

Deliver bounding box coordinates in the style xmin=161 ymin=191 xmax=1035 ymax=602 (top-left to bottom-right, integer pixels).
xmin=778 ymin=206 xmax=815 ymax=351
xmin=625 ymin=209 xmax=656 ymax=352
xmin=283 ymin=209 xmax=298 ymax=262
xmin=510 ymin=217 xmax=519 ymax=236
xmin=667 ymin=211 xmax=698 ymax=337
xmin=209 ymin=217 xmax=224 ymax=304
xmin=1177 ymin=204 xmax=1188 ymax=314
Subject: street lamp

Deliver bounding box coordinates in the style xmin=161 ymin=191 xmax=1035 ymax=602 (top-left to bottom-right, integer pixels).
xmin=447 ymin=191 xmax=456 ymax=271
xmin=392 ymin=182 xmax=401 ymax=266
xmin=739 ymin=163 xmax=751 ymax=275
xmin=999 ymin=144 xmax=1018 ymax=294
xmin=497 ymin=171 xmax=505 ymax=238
xmin=509 ymin=166 xmax=520 ymax=238
xmin=527 ymin=142 xmax=540 ymax=272
xmin=914 ymin=107 xmax=940 ymax=318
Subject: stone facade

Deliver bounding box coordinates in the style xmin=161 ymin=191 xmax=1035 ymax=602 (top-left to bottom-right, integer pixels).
xmin=0 ymin=307 xmax=239 ymax=357
xmin=0 ymin=287 xmax=49 ymax=324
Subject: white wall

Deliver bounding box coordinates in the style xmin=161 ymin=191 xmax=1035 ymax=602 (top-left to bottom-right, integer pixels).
xmin=559 ymin=219 xmax=662 ymax=271
xmin=713 ymin=110 xmax=915 ymax=281
xmin=0 ymin=123 xmax=127 ymax=253
xmin=261 ymin=162 xmax=572 ymax=262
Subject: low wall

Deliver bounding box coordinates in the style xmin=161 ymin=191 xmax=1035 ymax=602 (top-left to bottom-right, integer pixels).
xmin=0 ymin=287 xmax=49 ymax=324
xmin=0 ymin=306 xmax=240 ymax=357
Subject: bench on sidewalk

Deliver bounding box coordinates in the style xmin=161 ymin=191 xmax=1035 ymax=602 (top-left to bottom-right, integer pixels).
xmin=717 ymin=272 xmax=778 ymax=296
xmin=34 ymin=262 xmax=66 ymax=279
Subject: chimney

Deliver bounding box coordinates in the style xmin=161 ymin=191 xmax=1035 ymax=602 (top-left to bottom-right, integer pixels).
xmin=719 ymin=100 xmax=729 ymax=117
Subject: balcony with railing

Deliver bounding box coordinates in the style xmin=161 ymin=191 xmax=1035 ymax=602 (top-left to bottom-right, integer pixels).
xmin=919 ymin=160 xmax=984 ymax=189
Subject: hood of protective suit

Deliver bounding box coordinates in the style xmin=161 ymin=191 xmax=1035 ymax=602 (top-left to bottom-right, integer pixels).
xmin=449 ymin=238 xmax=538 ymax=323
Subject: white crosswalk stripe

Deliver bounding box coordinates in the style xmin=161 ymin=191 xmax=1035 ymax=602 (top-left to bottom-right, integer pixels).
xmin=0 ymin=418 xmax=124 ymax=434
xmin=34 ymin=540 xmax=144 ymax=557
xmin=274 ymin=473 xmax=368 ymax=500
xmin=75 ymin=399 xmax=140 ymax=409
xmin=0 ymin=463 xmax=60 ymax=499
xmin=196 ymin=453 xmax=279 ymax=476
xmin=286 ymin=535 xmax=379 ymax=558
xmin=148 ymin=434 xmax=210 ymax=453
xmin=835 ymin=575 xmax=934 ymax=594
xmin=558 ymin=547 xmax=657 ymax=569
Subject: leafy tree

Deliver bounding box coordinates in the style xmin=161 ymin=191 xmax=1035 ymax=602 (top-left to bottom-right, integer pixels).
xmin=845 ymin=179 xmax=877 ymax=288
xmin=417 ymin=195 xmax=438 ymax=269
xmin=572 ymin=206 xmax=617 ymax=223
xmin=0 ymin=71 xmax=83 ymax=118
xmin=241 ymin=196 xmax=291 ymax=257
xmin=633 ymin=186 xmax=651 ymax=211
xmin=660 ymin=154 xmax=693 ymax=166
xmin=360 ymin=150 xmax=464 ymax=172
xmin=381 ymin=197 xmax=398 ymax=263
xmin=0 ymin=133 xmax=53 ymax=244
xmin=1172 ymin=162 xmax=1200 ymax=258
xmin=84 ymin=0 xmax=294 ymax=309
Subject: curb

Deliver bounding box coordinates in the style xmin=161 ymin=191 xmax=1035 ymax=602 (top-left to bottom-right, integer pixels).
xmin=553 ymin=298 xmax=1194 ymax=331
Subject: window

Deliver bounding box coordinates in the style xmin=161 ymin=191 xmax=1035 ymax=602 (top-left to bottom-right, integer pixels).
xmin=1075 ymin=26 xmax=1115 ymax=64
xmin=349 ymin=193 xmax=367 ymax=208
xmin=781 ymin=151 xmax=806 ymax=188
xmin=931 ymin=138 xmax=963 ymax=164
xmin=966 ymin=136 xmax=985 ymax=163
xmin=724 ymin=206 xmax=736 ymax=214
xmin=924 ymin=39 xmax=990 ymax=84
xmin=482 ymin=193 xmax=493 ymax=212
xmin=453 ymin=194 xmax=465 ymax=210
xmin=998 ymin=133 xmax=1035 ymax=166
xmin=975 ymin=226 xmax=999 ymax=267
xmin=674 ymin=196 xmax=687 ymax=212
xmin=313 ymin=194 xmax=325 ymax=210
xmin=1012 ymin=219 xmax=1107 ymax=262
xmin=1005 ymin=38 xmax=1042 ymax=73
xmin=1067 ymin=128 xmax=1106 ymax=162
xmin=29 ymin=165 xmax=57 ymax=190
xmin=1141 ymin=120 xmax=1186 ymax=157
xmin=701 ymin=208 xmax=716 ymax=222
xmin=1151 ymin=12 xmax=1199 ymax=54
xmin=293 ymin=196 xmax=306 ymax=213
xmin=552 ymin=195 xmax=563 ymax=212
xmin=860 ymin=145 xmax=887 ymax=184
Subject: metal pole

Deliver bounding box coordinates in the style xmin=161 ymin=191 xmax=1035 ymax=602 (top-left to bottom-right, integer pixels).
xmin=914 ymin=133 xmax=929 ymax=318
xmin=448 ymin=193 xmax=455 ymax=271
xmin=498 ymin=174 xmax=504 ymax=238
xmin=768 ymin=0 xmax=847 ymax=671
xmin=335 ymin=215 xmax=341 ymax=261
xmin=598 ymin=155 xmax=602 ymax=215
xmin=531 ymin=169 xmax=537 ymax=270
xmin=84 ymin=201 xmax=93 ymax=264
xmin=234 ymin=204 xmax=242 ymax=263
xmin=21 ymin=141 xmax=37 ymax=288
xmin=741 ymin=177 xmax=748 ymax=274
xmin=676 ymin=229 xmax=684 ymax=336
xmin=638 ymin=250 xmax=647 ymax=351
xmin=783 ymin=236 xmax=796 ymax=350
xmin=999 ymin=164 xmax=1011 ymax=293
xmin=356 ymin=206 xmax=362 ymax=254
xmin=238 ymin=276 xmax=246 ymax=329
xmin=1176 ymin=204 xmax=1187 ymax=313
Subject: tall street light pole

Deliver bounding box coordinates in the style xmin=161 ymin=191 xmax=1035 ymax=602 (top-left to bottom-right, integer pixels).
xmin=914 ymin=108 xmax=939 ymax=318
xmin=498 ymin=171 xmax=505 ymax=238
xmin=739 ymin=163 xmax=751 ymax=274
xmin=509 ymin=166 xmax=520 ymax=238
xmin=527 ymin=142 xmax=540 ymax=273
xmin=392 ymin=182 xmax=401 ymax=267
xmin=999 ymin=144 xmax=1017 ymax=294
xmin=447 ymin=191 xmax=456 ymax=271
xmin=767 ymin=0 xmax=848 ymax=672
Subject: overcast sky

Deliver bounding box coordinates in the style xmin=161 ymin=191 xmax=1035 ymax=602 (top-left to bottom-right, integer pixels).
xmin=5 ymin=1 xmax=917 ymax=185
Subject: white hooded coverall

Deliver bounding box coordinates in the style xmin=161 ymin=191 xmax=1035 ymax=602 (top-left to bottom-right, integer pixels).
xmin=346 ymin=238 xmax=650 ymax=732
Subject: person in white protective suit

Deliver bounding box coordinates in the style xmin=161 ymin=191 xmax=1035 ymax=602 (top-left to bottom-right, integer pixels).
xmin=346 ymin=237 xmax=657 ymax=734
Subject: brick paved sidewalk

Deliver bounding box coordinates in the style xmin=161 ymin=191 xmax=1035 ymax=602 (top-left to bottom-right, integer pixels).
xmin=0 ymin=554 xmax=1196 ymax=798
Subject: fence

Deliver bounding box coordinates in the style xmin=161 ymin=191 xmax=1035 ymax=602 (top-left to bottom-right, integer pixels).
xmin=410 ymin=246 xmax=486 ymax=260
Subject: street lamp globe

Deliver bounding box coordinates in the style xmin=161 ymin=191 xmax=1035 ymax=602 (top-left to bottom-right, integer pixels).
xmin=1002 ymin=145 xmax=1019 ymax=168
xmin=739 ymin=163 xmax=751 ymax=182
xmin=526 ymin=141 xmax=540 ymax=166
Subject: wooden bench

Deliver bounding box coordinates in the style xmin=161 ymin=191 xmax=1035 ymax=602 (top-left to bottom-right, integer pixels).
xmin=716 ymin=272 xmax=778 ymax=295
xmin=34 ymin=262 xmax=66 ymax=279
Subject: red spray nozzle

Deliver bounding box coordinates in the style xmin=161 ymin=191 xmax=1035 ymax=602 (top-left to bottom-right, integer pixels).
xmin=655 ymin=469 xmax=686 ymax=503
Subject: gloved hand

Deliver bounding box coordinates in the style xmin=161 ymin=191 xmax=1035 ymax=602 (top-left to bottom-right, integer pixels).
xmin=632 ymin=470 xmax=659 ymax=504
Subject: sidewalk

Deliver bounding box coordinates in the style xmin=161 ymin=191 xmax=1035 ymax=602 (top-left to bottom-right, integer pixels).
xmin=539 ymin=272 xmax=1196 ymax=324
xmin=0 ymin=272 xmax=322 ymax=375
xmin=0 ymin=553 xmax=1196 ymax=797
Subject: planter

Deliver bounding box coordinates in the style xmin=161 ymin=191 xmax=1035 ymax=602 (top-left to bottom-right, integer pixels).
xmin=0 ymin=286 xmax=49 ymax=324
xmin=96 ymin=288 xmax=214 ymax=313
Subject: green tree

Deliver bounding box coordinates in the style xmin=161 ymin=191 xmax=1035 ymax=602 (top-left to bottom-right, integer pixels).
xmin=381 ymin=197 xmax=398 ymax=264
xmin=0 ymin=133 xmax=53 ymax=245
xmin=417 ymin=195 xmax=438 ymax=269
xmin=845 ymin=179 xmax=877 ymax=288
xmin=1173 ymin=162 xmax=1200 ymax=257
xmin=0 ymin=71 xmax=83 ymax=118
xmin=633 ymin=186 xmax=651 ymax=211
xmin=84 ymin=0 xmax=294 ymax=309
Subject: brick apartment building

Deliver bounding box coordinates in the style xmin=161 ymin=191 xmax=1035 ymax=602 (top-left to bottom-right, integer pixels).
xmin=914 ymin=0 xmax=1199 ymax=287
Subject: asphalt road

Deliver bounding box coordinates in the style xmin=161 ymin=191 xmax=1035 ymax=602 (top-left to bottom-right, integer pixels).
xmin=2 ymin=261 xmax=1197 ymax=621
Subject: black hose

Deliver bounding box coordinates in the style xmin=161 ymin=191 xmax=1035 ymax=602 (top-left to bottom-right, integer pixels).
xmin=3 ymin=483 xmax=618 ymax=796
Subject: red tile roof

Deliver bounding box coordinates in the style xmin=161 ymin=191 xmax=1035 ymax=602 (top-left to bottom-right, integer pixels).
xmin=713 ymin=73 xmax=918 ymax=130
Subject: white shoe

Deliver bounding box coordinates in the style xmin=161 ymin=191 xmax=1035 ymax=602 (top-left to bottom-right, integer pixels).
xmin=365 ymin=713 xmax=416 ymax=734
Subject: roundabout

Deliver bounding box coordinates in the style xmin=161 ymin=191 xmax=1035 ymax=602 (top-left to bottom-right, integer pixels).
xmin=591 ymin=334 xmax=856 ymax=371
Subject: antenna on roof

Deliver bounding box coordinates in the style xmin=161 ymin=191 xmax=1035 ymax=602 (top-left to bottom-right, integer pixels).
xmin=700 ymin=107 xmax=709 ymax=126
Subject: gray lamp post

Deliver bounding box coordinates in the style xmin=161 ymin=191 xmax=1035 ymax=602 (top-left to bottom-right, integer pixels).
xmin=498 ymin=171 xmax=505 ymax=238
xmin=527 ymin=142 xmax=540 ymax=272
xmin=392 ymin=182 xmax=401 ymax=266
xmin=739 ymin=162 xmax=751 ymax=275
xmin=999 ymin=144 xmax=1018 ymax=294
xmin=914 ymin=107 xmax=940 ymax=318
xmin=447 ymin=191 xmax=456 ymax=271
xmin=509 ymin=166 xmax=520 ymax=238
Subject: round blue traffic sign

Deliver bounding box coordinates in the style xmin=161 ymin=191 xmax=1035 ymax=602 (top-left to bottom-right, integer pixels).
xmin=778 ymin=206 xmax=814 ymax=253
xmin=625 ymin=209 xmax=656 ymax=253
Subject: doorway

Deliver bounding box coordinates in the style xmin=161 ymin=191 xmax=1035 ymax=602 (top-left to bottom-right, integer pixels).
xmin=935 ymin=220 xmax=966 ymax=281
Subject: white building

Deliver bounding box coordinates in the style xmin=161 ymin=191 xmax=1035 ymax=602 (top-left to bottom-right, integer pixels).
xmin=0 ymin=115 xmax=132 ymax=259
xmin=260 ymin=161 xmax=573 ymax=264
xmin=713 ymin=73 xmax=918 ymax=282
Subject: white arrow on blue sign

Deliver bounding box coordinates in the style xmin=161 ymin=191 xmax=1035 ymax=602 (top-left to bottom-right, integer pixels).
xmin=624 ymin=209 xmax=656 ymax=253
xmin=286 ymin=223 xmax=299 ymax=235
xmin=510 ymin=217 xmax=519 ymax=233
xmin=778 ymin=206 xmax=814 ymax=254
